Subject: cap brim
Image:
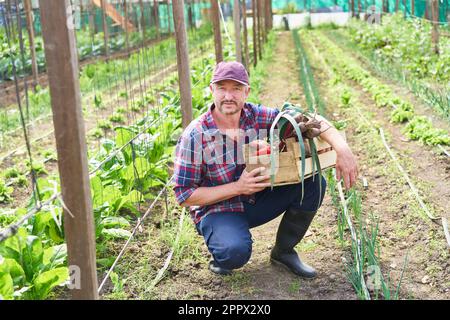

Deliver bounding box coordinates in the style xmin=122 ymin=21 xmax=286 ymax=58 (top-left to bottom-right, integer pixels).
xmin=211 ymin=77 xmax=249 ymax=86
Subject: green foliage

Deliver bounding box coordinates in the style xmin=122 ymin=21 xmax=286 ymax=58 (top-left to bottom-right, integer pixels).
xmin=109 ymin=113 xmax=126 ymax=124
xmin=348 ymin=13 xmax=450 ymax=83
xmin=97 ymin=119 xmax=113 ymax=130
xmin=403 ymin=116 xmax=450 ymax=146
xmin=3 ymin=167 xmax=20 ymax=179
xmin=0 ymin=179 xmax=13 ymax=203
xmin=26 ymin=161 xmax=48 ymax=176
xmin=280 ymin=3 xmax=299 ymax=14
xmin=314 ymin=31 xmax=449 ymax=147
xmin=0 ymin=228 xmax=68 ymax=300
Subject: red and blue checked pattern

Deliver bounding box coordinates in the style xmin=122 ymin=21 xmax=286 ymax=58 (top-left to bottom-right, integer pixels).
xmin=173 ymin=102 xmax=281 ymax=224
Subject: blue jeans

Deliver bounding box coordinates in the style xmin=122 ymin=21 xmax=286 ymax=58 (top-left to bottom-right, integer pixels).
xmin=196 ymin=176 xmax=327 ymax=270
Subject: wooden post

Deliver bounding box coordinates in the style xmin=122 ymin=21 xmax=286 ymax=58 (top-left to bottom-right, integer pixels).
xmin=38 ymin=0 xmax=98 ymax=300
xmin=242 ymin=0 xmax=249 ymax=69
xmin=100 ymin=0 xmax=110 ymax=56
xmin=211 ymin=0 xmax=223 ymax=63
xmin=139 ymin=0 xmax=146 ymax=40
xmin=431 ymin=0 xmax=440 ymax=54
xmin=124 ymin=0 xmax=130 ymax=51
xmin=187 ymin=0 xmax=194 ymax=29
xmin=261 ymin=0 xmax=266 ymax=43
xmin=395 ymin=0 xmax=399 ymax=12
xmin=80 ymin=0 xmax=85 ymax=29
xmin=154 ymin=0 xmax=160 ymax=40
xmin=411 ymin=0 xmax=415 ymax=16
xmin=24 ymin=0 xmax=38 ymax=90
xmin=172 ymin=0 xmax=193 ymax=128
xmin=233 ymin=0 xmax=242 ymax=63
xmin=265 ymin=0 xmax=272 ymax=31
xmin=251 ymin=0 xmax=258 ymax=66
xmin=256 ymin=0 xmax=262 ymax=59
xmin=88 ymin=0 xmax=96 ymax=33
xmin=166 ymin=0 xmax=172 ymax=35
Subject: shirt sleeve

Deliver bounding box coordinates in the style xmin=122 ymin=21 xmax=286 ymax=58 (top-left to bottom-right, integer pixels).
xmin=172 ymin=128 xmax=203 ymax=205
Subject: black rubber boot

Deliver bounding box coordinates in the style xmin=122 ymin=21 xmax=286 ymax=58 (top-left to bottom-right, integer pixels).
xmin=208 ymin=260 xmax=232 ymax=276
xmin=270 ymin=207 xmax=317 ymax=278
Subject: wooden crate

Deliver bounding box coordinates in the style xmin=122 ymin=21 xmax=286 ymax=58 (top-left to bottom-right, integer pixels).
xmin=243 ymin=137 xmax=338 ymax=186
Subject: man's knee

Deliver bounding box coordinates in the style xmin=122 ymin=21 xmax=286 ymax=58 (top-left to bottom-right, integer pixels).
xmin=213 ymin=240 xmax=252 ymax=270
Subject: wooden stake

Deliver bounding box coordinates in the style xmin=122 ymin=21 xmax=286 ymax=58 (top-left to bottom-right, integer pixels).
xmin=211 ymin=0 xmax=223 ymax=63
xmin=257 ymin=0 xmax=262 ymax=59
xmin=233 ymin=0 xmax=242 ymax=63
xmin=242 ymin=0 xmax=249 ymax=69
xmin=166 ymin=0 xmax=172 ymax=35
xmin=172 ymin=0 xmax=193 ymax=128
xmin=261 ymin=0 xmax=266 ymax=43
xmin=265 ymin=0 xmax=272 ymax=31
xmin=88 ymin=0 xmax=96 ymax=33
xmin=431 ymin=0 xmax=440 ymax=54
xmin=100 ymin=0 xmax=110 ymax=57
xmin=124 ymin=0 xmax=130 ymax=52
xmin=139 ymin=0 xmax=146 ymax=40
xmin=24 ymin=0 xmax=38 ymax=90
xmin=188 ymin=0 xmax=194 ymax=29
xmin=251 ymin=0 xmax=258 ymax=66
xmin=154 ymin=0 xmax=160 ymax=40
xmin=39 ymin=0 xmax=98 ymax=300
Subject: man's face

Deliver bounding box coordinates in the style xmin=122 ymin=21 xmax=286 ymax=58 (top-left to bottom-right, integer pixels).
xmin=210 ymin=80 xmax=250 ymax=116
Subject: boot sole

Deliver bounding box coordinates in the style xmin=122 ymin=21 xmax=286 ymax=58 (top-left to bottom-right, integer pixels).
xmin=270 ymin=257 xmax=317 ymax=279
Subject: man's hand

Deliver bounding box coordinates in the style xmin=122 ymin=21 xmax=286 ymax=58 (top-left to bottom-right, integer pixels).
xmin=335 ymin=145 xmax=358 ymax=190
xmin=234 ymin=167 xmax=271 ymax=195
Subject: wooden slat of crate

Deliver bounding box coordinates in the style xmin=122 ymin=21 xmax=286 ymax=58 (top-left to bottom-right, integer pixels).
xmin=288 ymin=137 xmax=331 ymax=158
xmin=298 ymin=150 xmax=337 ymax=179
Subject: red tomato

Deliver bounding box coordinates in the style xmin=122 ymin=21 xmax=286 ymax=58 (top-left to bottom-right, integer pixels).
xmin=256 ymin=145 xmax=271 ymax=156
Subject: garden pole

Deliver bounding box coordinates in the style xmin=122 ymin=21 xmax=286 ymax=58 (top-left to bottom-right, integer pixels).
xmin=172 ymin=0 xmax=193 ymax=128
xmin=24 ymin=0 xmax=38 ymax=91
xmin=211 ymin=0 xmax=223 ymax=63
xmin=242 ymin=0 xmax=249 ymax=69
xmin=39 ymin=0 xmax=98 ymax=300
xmin=257 ymin=0 xmax=262 ymax=59
xmin=431 ymin=0 xmax=440 ymax=54
xmin=233 ymin=0 xmax=242 ymax=63
xmin=124 ymin=0 xmax=130 ymax=54
xmin=154 ymin=0 xmax=160 ymax=40
xmin=139 ymin=0 xmax=146 ymax=40
xmin=100 ymin=0 xmax=110 ymax=57
xmin=251 ymin=0 xmax=258 ymax=66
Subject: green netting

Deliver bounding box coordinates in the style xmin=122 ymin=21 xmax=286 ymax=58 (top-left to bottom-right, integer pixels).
xmin=273 ymin=0 xmax=450 ymax=23
xmin=29 ymin=2 xmax=211 ymax=36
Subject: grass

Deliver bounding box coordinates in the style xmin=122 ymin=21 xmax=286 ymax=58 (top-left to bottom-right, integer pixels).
xmin=288 ymin=279 xmax=301 ymax=295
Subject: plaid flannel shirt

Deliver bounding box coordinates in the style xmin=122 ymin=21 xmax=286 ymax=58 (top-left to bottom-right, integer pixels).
xmin=173 ymin=102 xmax=284 ymax=224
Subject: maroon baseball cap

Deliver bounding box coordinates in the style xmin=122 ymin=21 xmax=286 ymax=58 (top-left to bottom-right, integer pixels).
xmin=211 ymin=61 xmax=249 ymax=86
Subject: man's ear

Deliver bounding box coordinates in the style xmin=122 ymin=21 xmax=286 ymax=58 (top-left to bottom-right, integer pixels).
xmin=209 ymin=84 xmax=214 ymax=93
xmin=245 ymin=86 xmax=251 ymax=97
